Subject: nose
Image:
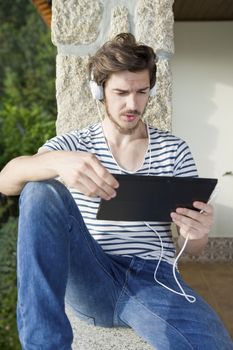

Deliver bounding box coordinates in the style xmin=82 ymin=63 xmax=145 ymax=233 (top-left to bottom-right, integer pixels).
xmin=126 ymin=93 xmax=138 ymax=111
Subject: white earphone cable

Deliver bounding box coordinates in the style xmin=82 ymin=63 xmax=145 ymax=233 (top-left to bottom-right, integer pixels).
xmin=144 ymin=188 xmax=219 ymax=303
xmin=144 ymin=222 xmax=196 ymax=303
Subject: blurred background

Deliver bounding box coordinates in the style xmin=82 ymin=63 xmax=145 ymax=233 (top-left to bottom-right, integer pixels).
xmin=0 ymin=1 xmax=55 ymax=348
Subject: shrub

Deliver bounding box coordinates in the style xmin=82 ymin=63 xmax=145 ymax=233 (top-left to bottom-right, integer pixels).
xmin=0 ymin=216 xmax=20 ymax=350
xmin=0 ymin=1 xmax=56 ymax=348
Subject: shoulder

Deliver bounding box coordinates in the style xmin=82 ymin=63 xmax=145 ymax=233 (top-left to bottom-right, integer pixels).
xmin=148 ymin=125 xmax=187 ymax=148
xmin=56 ymin=122 xmax=102 ymax=146
xmin=38 ymin=122 xmax=102 ymax=152
xmin=67 ymin=122 xmax=101 ymax=139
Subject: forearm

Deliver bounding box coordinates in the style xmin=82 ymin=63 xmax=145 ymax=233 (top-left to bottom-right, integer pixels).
xmin=177 ymin=232 xmax=208 ymax=256
xmin=0 ymin=151 xmax=61 ymax=196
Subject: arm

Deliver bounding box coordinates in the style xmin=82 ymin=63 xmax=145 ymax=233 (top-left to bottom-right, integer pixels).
xmin=0 ymin=150 xmax=118 ymax=199
xmin=171 ymin=201 xmax=214 ymax=256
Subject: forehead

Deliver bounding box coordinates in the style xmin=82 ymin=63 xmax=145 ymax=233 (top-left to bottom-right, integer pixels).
xmin=105 ymin=69 xmax=150 ymax=89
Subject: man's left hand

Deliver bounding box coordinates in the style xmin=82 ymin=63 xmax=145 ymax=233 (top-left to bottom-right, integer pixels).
xmin=170 ymin=201 xmax=214 ymax=241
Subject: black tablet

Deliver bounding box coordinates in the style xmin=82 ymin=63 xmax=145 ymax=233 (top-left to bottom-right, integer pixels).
xmin=96 ymin=175 xmax=218 ymax=222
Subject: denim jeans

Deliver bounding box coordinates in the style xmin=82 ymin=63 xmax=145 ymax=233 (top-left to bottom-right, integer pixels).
xmin=17 ymin=180 xmax=233 ymax=350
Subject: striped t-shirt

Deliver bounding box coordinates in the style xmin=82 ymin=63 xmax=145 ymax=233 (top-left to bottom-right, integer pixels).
xmin=39 ymin=122 xmax=198 ymax=264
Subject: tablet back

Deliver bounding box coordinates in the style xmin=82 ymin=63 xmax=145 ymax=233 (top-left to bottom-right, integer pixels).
xmin=96 ymin=175 xmax=217 ymax=221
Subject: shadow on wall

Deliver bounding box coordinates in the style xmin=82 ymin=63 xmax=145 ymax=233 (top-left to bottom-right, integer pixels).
xmin=212 ymin=173 xmax=233 ymax=237
xmin=213 ymin=203 xmax=233 ymax=237
xmin=171 ymin=22 xmax=233 ymax=178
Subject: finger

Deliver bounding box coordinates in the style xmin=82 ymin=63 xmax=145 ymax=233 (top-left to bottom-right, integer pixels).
xmin=175 ymin=207 xmax=213 ymax=228
xmin=171 ymin=211 xmax=209 ymax=233
xmin=171 ymin=212 xmax=201 ymax=230
xmin=75 ymin=175 xmax=114 ymax=200
xmin=193 ymin=201 xmax=213 ymax=215
xmin=171 ymin=213 xmax=209 ymax=239
xmin=80 ymin=165 xmax=118 ymax=198
xmin=89 ymin=156 xmax=119 ymax=189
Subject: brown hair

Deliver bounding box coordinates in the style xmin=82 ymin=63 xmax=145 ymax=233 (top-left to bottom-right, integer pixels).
xmin=88 ymin=33 xmax=157 ymax=88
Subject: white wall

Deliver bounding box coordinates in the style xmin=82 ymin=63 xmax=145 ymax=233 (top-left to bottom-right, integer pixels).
xmin=171 ymin=22 xmax=233 ymax=237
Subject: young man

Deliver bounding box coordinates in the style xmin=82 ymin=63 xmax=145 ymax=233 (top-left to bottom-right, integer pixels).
xmin=0 ymin=33 xmax=232 ymax=350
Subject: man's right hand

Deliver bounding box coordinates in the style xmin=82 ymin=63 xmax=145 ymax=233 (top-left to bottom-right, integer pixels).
xmin=0 ymin=150 xmax=119 ymax=199
xmin=53 ymin=151 xmax=119 ymax=200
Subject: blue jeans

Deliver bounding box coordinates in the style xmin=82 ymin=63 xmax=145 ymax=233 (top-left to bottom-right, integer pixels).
xmin=17 ymin=180 xmax=233 ymax=350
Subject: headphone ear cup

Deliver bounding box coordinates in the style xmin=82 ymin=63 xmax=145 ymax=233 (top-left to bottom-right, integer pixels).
xmin=89 ymin=80 xmax=104 ymax=100
xmin=149 ymin=84 xmax=157 ymax=97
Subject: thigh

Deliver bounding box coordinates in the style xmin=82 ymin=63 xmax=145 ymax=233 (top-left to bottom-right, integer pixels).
xmin=65 ymin=210 xmax=132 ymax=328
xmin=115 ymin=258 xmax=233 ymax=350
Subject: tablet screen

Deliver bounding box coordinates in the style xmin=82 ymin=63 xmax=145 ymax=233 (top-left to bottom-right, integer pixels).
xmin=96 ymin=175 xmax=218 ymax=222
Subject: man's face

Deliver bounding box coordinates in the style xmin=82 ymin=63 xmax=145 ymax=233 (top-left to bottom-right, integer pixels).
xmin=104 ymin=69 xmax=150 ymax=134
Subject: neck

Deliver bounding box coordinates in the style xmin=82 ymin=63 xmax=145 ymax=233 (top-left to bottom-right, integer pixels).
xmin=101 ymin=117 xmax=148 ymax=147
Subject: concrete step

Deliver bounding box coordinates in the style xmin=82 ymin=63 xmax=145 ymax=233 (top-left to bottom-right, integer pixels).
xmin=66 ymin=307 xmax=154 ymax=350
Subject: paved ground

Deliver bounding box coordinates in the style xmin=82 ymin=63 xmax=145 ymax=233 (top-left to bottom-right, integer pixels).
xmin=66 ymin=307 xmax=153 ymax=350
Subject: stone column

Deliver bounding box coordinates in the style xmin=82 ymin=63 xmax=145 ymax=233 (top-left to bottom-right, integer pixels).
xmin=52 ymin=0 xmax=174 ymax=135
xmin=51 ymin=1 xmax=174 ymax=348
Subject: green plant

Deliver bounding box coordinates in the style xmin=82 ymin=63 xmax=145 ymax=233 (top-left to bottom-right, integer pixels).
xmin=0 ymin=1 xmax=57 ymax=348
xmin=0 ymin=216 xmax=20 ymax=350
xmin=0 ymin=1 xmax=56 ymax=169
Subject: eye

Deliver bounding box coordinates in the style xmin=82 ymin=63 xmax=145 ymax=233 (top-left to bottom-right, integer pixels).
xmin=138 ymin=91 xmax=147 ymax=94
xmin=117 ymin=92 xmax=127 ymax=96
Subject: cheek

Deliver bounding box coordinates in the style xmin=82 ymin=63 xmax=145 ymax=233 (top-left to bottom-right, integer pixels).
xmin=140 ymin=96 xmax=149 ymax=109
xmin=108 ymin=98 xmax=125 ymax=112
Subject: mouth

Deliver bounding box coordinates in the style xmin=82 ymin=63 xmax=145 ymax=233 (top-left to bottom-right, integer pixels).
xmin=123 ymin=113 xmax=140 ymax=122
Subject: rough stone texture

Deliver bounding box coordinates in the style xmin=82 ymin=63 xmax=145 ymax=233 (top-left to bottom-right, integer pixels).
xmin=135 ymin=0 xmax=174 ymax=54
xmin=66 ymin=306 xmax=154 ymax=350
xmin=53 ymin=1 xmax=174 ymax=134
xmin=52 ymin=0 xmax=102 ymax=45
xmin=109 ymin=6 xmax=130 ymax=39
xmin=56 ymin=55 xmax=99 ymax=134
xmin=135 ymin=0 xmax=174 ymax=127
xmin=143 ymin=57 xmax=172 ymax=131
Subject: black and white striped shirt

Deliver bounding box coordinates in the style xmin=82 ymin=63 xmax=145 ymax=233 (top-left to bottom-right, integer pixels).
xmin=39 ymin=123 xmax=198 ymax=264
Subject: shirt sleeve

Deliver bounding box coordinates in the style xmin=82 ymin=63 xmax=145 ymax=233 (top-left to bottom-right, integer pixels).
xmin=173 ymin=139 xmax=198 ymax=177
xmin=37 ymin=131 xmax=84 ymax=153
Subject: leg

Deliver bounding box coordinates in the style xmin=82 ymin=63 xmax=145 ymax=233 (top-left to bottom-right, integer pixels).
xmin=17 ymin=180 xmax=129 ymax=350
xmin=114 ymin=257 xmax=233 ymax=350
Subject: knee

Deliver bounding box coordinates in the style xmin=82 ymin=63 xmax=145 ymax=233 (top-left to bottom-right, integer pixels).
xmin=19 ymin=179 xmax=68 ymax=207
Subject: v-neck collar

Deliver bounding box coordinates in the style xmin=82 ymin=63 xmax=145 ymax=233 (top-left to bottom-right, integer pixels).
xmin=99 ymin=122 xmax=151 ymax=174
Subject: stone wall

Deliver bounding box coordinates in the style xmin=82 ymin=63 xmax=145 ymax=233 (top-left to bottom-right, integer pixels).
xmin=52 ymin=0 xmax=174 ymax=134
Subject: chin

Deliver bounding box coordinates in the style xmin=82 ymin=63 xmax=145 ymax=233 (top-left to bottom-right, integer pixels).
xmin=118 ymin=122 xmax=141 ymax=134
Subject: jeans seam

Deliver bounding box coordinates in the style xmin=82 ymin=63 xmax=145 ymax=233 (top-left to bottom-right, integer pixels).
xmin=113 ymin=257 xmax=136 ymax=327
xmin=120 ymin=289 xmax=195 ymax=349
xmin=70 ymin=214 xmax=122 ymax=286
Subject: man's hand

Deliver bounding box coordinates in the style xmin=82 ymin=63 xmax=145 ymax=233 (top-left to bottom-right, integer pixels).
xmin=53 ymin=151 xmax=119 ymax=200
xmin=0 ymin=150 xmax=119 ymax=198
xmin=170 ymin=201 xmax=214 ymax=255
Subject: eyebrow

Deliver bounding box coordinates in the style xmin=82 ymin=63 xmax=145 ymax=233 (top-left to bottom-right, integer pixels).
xmin=112 ymin=87 xmax=150 ymax=92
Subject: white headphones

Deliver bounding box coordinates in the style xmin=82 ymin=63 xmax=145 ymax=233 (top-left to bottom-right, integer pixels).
xmin=89 ymin=80 xmax=104 ymax=100
xmin=89 ymin=79 xmax=157 ymax=100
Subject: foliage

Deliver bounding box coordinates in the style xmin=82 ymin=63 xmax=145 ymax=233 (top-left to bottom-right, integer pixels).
xmin=0 ymin=217 xmax=20 ymax=350
xmin=0 ymin=0 xmax=56 ymax=348
xmin=0 ymin=0 xmax=56 ymax=169
xmin=0 ymin=196 xmax=18 ymax=226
